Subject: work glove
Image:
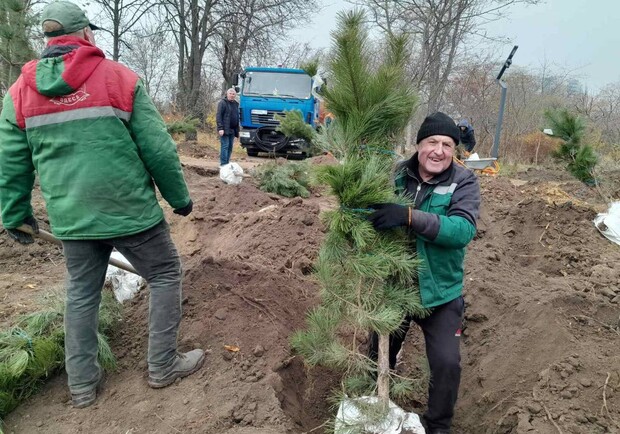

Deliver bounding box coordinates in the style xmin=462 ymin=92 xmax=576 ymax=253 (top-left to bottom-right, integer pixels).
xmin=6 ymin=216 xmax=39 ymax=245
xmin=367 ymin=203 xmax=410 ymax=230
xmin=173 ymin=200 xmax=193 ymax=217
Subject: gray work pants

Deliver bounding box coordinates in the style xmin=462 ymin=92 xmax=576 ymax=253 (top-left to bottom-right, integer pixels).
xmin=62 ymin=220 xmax=182 ymax=394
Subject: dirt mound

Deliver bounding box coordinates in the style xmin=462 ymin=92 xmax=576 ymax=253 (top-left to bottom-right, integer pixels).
xmin=453 ymin=176 xmax=620 ymax=434
xmin=0 ymin=190 xmax=65 ymax=329
xmin=3 ymin=166 xmax=619 ymax=434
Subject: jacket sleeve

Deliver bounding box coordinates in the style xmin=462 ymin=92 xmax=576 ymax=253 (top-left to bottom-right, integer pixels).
xmin=216 ymin=100 xmax=225 ymax=130
xmin=0 ymin=92 xmax=35 ymax=229
xmin=128 ymin=80 xmax=190 ymax=209
xmin=433 ymin=171 xmax=480 ymax=248
xmin=411 ymin=170 xmax=480 ymax=248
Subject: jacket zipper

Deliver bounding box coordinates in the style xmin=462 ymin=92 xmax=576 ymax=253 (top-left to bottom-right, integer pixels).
xmin=412 ymin=184 xmax=422 ymax=208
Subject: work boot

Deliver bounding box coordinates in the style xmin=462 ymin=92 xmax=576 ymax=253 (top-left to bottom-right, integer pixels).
xmin=71 ymin=370 xmax=105 ymax=409
xmin=148 ymin=349 xmax=205 ymax=389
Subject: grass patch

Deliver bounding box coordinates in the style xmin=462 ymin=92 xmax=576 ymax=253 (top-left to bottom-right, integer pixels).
xmin=0 ymin=287 xmax=121 ymax=429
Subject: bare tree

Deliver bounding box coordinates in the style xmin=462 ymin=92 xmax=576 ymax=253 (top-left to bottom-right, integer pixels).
xmin=123 ymin=22 xmax=176 ymax=104
xmin=353 ymin=0 xmax=540 ymax=113
xmin=88 ymin=0 xmax=152 ymax=61
xmin=263 ymin=41 xmax=324 ymax=70
xmin=591 ymin=83 xmax=620 ymax=143
xmin=160 ymin=0 xmax=229 ymax=117
xmin=212 ymin=0 xmax=318 ymax=91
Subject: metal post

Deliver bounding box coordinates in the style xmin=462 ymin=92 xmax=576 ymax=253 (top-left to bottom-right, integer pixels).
xmin=492 ymin=45 xmax=518 ymax=159
xmin=491 ymin=80 xmax=507 ymax=159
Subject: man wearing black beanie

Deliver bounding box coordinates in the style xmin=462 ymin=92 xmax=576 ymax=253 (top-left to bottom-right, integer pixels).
xmin=367 ymin=112 xmax=481 ymax=434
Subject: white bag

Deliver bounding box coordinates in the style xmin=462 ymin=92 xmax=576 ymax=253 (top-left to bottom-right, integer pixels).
xmin=594 ymin=201 xmax=620 ymax=246
xmin=219 ymin=162 xmax=244 ymax=185
xmin=335 ymin=396 xmax=425 ymax=434
xmin=105 ymin=251 xmax=144 ymax=303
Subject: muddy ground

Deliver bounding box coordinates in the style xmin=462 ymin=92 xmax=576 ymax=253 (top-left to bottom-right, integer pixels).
xmin=0 ymin=143 xmax=619 ymax=434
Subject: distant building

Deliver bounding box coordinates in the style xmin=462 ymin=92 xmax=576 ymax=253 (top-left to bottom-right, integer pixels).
xmin=567 ymin=78 xmax=583 ymax=97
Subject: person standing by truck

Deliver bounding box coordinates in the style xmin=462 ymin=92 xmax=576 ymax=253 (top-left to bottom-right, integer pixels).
xmin=216 ymin=88 xmax=240 ymax=166
xmin=0 ymin=0 xmax=204 ymax=409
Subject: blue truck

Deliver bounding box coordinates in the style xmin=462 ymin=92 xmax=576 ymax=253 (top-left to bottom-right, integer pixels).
xmin=236 ymin=67 xmax=321 ymax=158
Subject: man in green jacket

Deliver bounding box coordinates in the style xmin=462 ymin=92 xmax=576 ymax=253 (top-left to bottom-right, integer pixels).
xmin=0 ymin=1 xmax=204 ymax=408
xmin=367 ymin=112 xmax=481 ymax=434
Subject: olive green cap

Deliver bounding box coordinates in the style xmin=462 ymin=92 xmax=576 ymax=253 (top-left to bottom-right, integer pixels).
xmin=41 ymin=1 xmax=100 ymax=37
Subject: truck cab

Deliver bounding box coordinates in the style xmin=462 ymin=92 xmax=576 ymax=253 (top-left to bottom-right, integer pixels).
xmin=237 ymin=67 xmax=320 ymax=158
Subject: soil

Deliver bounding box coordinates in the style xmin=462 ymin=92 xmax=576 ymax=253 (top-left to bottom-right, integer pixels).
xmin=1 ymin=146 xmax=619 ymax=434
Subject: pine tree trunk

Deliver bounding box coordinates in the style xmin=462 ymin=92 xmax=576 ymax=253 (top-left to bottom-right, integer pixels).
xmin=377 ymin=333 xmax=390 ymax=407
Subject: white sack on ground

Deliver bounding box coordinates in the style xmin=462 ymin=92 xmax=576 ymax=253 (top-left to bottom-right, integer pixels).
xmin=106 ymin=251 xmax=144 ymax=303
xmin=220 ymin=162 xmax=244 ymax=185
xmin=594 ymin=202 xmax=620 ymax=246
xmin=335 ymin=396 xmax=425 ymax=434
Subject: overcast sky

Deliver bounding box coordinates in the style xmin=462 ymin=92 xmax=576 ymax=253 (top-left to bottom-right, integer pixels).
xmin=289 ymin=0 xmax=620 ymax=92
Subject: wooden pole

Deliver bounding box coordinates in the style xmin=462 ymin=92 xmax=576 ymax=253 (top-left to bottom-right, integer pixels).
xmin=16 ymin=225 xmax=139 ymax=275
xmin=377 ymin=333 xmax=390 ymax=407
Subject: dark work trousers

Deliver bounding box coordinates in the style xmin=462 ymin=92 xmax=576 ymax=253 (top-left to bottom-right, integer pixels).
xmin=368 ymin=296 xmax=465 ymax=432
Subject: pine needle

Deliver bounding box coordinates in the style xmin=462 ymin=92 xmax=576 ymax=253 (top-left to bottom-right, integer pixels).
xmin=0 ymin=287 xmax=121 ymax=420
xmin=257 ymin=161 xmax=311 ymax=198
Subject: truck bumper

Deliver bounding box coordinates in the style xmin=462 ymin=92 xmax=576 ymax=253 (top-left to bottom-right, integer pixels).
xmin=240 ymin=128 xmax=310 ymax=156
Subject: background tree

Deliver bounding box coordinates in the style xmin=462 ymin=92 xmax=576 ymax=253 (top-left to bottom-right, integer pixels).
xmin=246 ymin=40 xmax=324 ymax=71
xmin=544 ymin=108 xmax=597 ymax=184
xmin=88 ymin=0 xmax=152 ymax=61
xmin=0 ymin=0 xmax=38 ymax=95
xmin=160 ymin=0 xmax=228 ymax=117
xmin=123 ymin=21 xmax=177 ymax=105
xmin=353 ymin=0 xmax=540 ymax=113
xmin=212 ymin=0 xmax=318 ymax=91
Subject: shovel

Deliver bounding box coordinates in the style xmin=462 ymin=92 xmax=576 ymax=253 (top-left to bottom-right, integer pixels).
xmin=17 ymin=224 xmax=139 ymax=275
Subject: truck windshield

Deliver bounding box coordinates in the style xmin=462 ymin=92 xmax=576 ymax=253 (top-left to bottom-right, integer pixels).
xmin=243 ymin=71 xmax=311 ymax=99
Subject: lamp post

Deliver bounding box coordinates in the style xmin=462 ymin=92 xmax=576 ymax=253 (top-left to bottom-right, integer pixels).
xmin=491 ymin=45 xmax=518 ymax=159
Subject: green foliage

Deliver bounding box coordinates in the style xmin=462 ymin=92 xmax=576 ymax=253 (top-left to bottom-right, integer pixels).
xmin=166 ymin=117 xmax=199 ymax=135
xmin=299 ymin=58 xmax=320 ymax=77
xmin=567 ymin=144 xmax=598 ymax=185
xmin=544 ymin=109 xmax=585 ymax=145
xmin=256 ymin=161 xmax=311 ymax=198
xmin=315 ymin=11 xmax=416 ymax=159
xmin=0 ymin=288 xmax=122 ymax=422
xmin=275 ymin=110 xmax=317 ymax=143
xmin=544 ymin=109 xmax=597 ymax=184
xmin=291 ymin=8 xmax=424 ymax=409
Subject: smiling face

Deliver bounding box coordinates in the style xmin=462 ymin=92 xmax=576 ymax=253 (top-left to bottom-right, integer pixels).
xmin=417 ymin=135 xmax=456 ymax=181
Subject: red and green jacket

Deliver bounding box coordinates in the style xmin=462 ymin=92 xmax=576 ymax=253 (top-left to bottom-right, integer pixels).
xmin=395 ymin=155 xmax=480 ymax=308
xmin=0 ymin=37 xmax=190 ymax=240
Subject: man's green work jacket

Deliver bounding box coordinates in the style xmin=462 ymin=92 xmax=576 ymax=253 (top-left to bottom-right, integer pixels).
xmin=395 ymin=155 xmax=481 ymax=308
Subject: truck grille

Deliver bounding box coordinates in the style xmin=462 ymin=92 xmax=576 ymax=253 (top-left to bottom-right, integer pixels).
xmin=251 ymin=110 xmax=283 ymax=126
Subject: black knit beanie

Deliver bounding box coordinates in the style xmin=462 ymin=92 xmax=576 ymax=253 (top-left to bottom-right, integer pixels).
xmin=416 ymin=112 xmax=460 ymax=145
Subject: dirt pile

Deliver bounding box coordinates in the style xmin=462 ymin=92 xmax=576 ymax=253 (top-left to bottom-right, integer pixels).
xmin=2 ymin=160 xmax=619 ymax=434
xmin=454 ymin=175 xmax=620 ymax=434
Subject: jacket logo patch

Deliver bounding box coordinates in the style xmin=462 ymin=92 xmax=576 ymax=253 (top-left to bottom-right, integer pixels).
xmin=50 ymin=86 xmax=90 ymax=106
